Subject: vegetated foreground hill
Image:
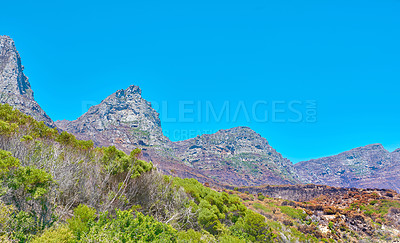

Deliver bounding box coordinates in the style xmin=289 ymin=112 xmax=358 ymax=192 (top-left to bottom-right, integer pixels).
xmin=295 ymin=144 xmax=400 ymax=192
xmin=0 ymin=35 xmax=55 ymax=128
xmin=0 ymin=103 xmax=270 ymax=242
xmin=56 ymin=84 xmax=300 ymax=187
xmin=7 ymin=103 xmax=400 ymax=242
xmin=2 ymin=103 xmax=400 ymax=242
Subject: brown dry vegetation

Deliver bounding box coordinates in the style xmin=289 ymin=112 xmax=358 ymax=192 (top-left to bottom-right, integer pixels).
xmin=218 ymin=186 xmax=400 ymax=242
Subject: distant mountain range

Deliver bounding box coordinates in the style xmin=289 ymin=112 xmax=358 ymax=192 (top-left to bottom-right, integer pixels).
xmin=295 ymin=144 xmax=400 ymax=192
xmin=1 ymin=35 xmax=399 ymax=191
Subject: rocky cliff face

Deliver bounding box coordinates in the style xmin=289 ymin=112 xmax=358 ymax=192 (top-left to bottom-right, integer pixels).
xmin=295 ymin=144 xmax=400 ymax=191
xmin=0 ymin=36 xmax=55 ymax=128
xmin=173 ymin=127 xmax=300 ymax=186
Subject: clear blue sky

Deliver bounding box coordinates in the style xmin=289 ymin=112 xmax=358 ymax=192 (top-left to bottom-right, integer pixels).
xmin=1 ymin=0 xmax=399 ymax=162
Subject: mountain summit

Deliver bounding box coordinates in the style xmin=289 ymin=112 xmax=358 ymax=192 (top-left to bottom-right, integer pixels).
xmin=56 ymin=85 xmax=170 ymax=149
xmin=0 ymin=36 xmax=55 ymax=127
xmin=173 ymin=126 xmax=300 ymax=186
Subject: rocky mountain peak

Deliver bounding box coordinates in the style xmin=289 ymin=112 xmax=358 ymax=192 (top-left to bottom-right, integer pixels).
xmin=56 ymin=85 xmax=169 ymax=150
xmin=115 ymin=85 xmax=141 ymax=98
xmin=0 ymin=36 xmax=55 ymax=127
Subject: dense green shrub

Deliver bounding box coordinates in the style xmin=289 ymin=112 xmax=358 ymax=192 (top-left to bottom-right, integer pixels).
xmin=67 ymin=204 xmax=96 ymax=239
xmin=99 ymin=146 xmax=152 ymax=177
xmin=171 ymin=177 xmax=276 ymax=241
xmin=32 ymin=225 xmax=75 ymax=243
xmin=9 ymin=210 xmax=37 ymax=242
xmin=0 ymin=149 xmax=20 ymax=176
xmin=8 ymin=166 xmax=54 ymax=201
xmin=0 ymin=104 xmax=57 ymax=139
xmin=257 ymin=193 xmax=266 ymax=201
xmin=56 ymin=131 xmax=94 ymax=150
xmin=279 ymin=206 xmax=307 ymax=221
xmin=0 ymin=201 xmax=14 ymax=241
xmin=82 ymin=209 xmax=178 ymax=242
xmin=230 ymin=210 xmax=275 ymax=242
xmin=0 ymin=149 xmax=57 ymax=240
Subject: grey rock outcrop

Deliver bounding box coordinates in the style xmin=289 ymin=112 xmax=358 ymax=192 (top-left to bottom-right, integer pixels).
xmin=0 ymin=35 xmax=55 ymax=127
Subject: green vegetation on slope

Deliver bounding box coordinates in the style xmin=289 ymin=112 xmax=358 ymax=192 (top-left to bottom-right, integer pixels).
xmin=0 ymin=104 xmax=280 ymax=242
xmin=3 ymin=103 xmax=396 ymax=242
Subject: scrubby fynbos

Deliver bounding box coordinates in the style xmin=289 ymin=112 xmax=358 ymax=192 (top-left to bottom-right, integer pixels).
xmin=0 ymin=36 xmax=55 ymax=128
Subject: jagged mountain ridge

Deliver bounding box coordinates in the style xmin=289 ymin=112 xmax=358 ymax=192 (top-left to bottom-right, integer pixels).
xmin=295 ymin=144 xmax=400 ymax=191
xmin=2 ymin=36 xmax=400 ymax=191
xmin=56 ymin=85 xmax=300 ymax=186
xmin=0 ymin=35 xmax=55 ymax=128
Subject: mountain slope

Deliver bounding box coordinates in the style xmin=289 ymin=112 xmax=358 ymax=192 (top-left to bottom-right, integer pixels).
xmin=295 ymin=144 xmax=400 ymax=191
xmin=173 ymin=126 xmax=300 ymax=186
xmin=0 ymin=36 xmax=55 ymax=128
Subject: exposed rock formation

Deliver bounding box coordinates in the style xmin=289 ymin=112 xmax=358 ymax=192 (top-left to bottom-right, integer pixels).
xmin=0 ymin=36 xmax=55 ymax=127
xmin=295 ymin=144 xmax=400 ymax=192
xmin=173 ymin=127 xmax=300 ymax=186
xmin=57 ymin=86 xmax=300 ymax=187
